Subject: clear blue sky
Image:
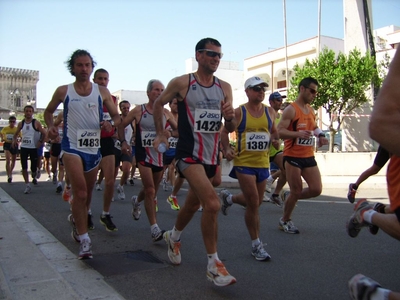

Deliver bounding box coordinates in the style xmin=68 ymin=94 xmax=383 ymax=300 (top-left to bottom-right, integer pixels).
xmin=0 ymin=0 xmax=399 ymax=109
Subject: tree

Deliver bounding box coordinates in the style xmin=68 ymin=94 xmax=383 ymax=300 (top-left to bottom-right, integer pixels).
xmin=288 ymin=48 xmax=377 ymax=152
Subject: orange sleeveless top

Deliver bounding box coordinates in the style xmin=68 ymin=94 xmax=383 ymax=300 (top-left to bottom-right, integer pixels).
xmin=283 ymin=102 xmax=316 ymax=158
xmin=387 ymin=155 xmax=400 ymax=211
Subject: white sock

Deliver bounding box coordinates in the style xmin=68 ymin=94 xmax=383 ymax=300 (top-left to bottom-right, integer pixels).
xmin=102 ymin=211 xmax=109 ymax=216
xmin=150 ymin=224 xmax=159 ymax=232
xmin=363 ymin=209 xmax=376 ymax=224
xmin=79 ymin=233 xmax=89 ymax=241
xmin=171 ymin=226 xmax=182 ymax=241
xmin=207 ymin=253 xmax=220 ymax=268
xmin=251 ymin=238 xmax=261 ymax=248
xmin=370 ymin=287 xmax=391 ymax=300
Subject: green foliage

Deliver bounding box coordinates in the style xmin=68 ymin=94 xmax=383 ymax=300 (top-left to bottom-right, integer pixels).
xmin=288 ymin=47 xmax=378 ymax=151
xmin=33 ymin=112 xmax=46 ymax=126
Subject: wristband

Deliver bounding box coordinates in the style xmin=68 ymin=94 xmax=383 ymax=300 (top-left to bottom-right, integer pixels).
xmin=313 ymin=128 xmax=323 ymax=137
xmin=318 ymin=133 xmax=326 ymax=138
xmin=119 ymin=139 xmax=126 ymax=144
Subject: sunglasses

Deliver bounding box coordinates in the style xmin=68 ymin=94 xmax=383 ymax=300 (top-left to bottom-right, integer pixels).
xmin=250 ymin=86 xmax=267 ymax=92
xmin=197 ymin=49 xmax=223 ymax=59
xmin=305 ymin=87 xmax=317 ymax=95
xmin=9 ymin=120 xmax=16 ymax=123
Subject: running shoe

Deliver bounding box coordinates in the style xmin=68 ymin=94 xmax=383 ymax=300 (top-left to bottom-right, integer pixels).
xmin=56 ymin=182 xmax=62 ymax=194
xmin=265 ymin=177 xmax=275 ymax=193
xmin=281 ymin=190 xmax=290 ymax=203
xmin=206 ymin=260 xmax=237 ymax=287
xmin=347 ymin=183 xmax=357 ymax=203
xmin=52 ymin=172 xmax=57 ymax=184
xmin=88 ymin=214 xmax=95 ymax=230
xmin=100 ymin=214 xmax=118 ymax=232
xmin=263 ymin=193 xmax=271 ymax=202
xmin=95 ymin=184 xmax=102 ymax=191
xmin=251 ymin=242 xmax=271 ymax=261
xmin=167 ymin=195 xmax=180 ymax=210
xmin=7 ymin=177 xmax=12 ymax=183
xmin=348 ymin=274 xmax=382 ymax=300
xmin=62 ymin=187 xmax=72 ymax=202
xmin=78 ymin=238 xmax=93 ymax=260
xmin=270 ymin=194 xmax=283 ymax=208
xmin=198 ymin=206 xmax=203 ymax=212
xmin=36 ymin=169 xmax=41 ymax=179
xmin=24 ymin=185 xmax=32 ymax=194
xmin=151 ymin=227 xmax=165 ymax=242
xmin=32 ymin=178 xmax=37 ymax=185
xmin=163 ymin=230 xmax=181 ymax=265
xmin=131 ymin=196 xmax=141 ymax=220
xmin=46 ymin=176 xmax=51 ymax=182
xmin=220 ymin=189 xmax=232 ymax=216
xmin=346 ymin=199 xmax=373 ymax=238
xmin=117 ymin=185 xmax=125 ymax=200
xmin=32 ymin=171 xmax=37 ymax=180
xmin=279 ymin=217 xmax=300 ymax=234
xmin=129 ymin=178 xmax=135 ymax=186
xmin=68 ymin=214 xmax=80 ymax=242
xmin=162 ymin=178 xmax=168 ymax=191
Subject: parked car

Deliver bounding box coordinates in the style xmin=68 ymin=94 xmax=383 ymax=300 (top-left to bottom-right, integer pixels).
xmin=316 ymin=130 xmax=342 ymax=152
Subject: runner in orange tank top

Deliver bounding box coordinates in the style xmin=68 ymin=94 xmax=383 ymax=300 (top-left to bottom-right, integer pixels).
xmin=277 ymin=77 xmax=328 ymax=234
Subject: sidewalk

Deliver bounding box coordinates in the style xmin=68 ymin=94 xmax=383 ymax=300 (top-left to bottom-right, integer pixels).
xmin=0 ymin=173 xmax=387 ymax=299
xmin=0 ymin=187 xmax=125 ymax=300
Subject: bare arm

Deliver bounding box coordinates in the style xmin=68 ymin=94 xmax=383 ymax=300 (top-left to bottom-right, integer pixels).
xmin=153 ymin=75 xmax=188 ymax=151
xmin=277 ymin=105 xmax=299 ymax=140
xmin=44 ymin=86 xmax=67 ymax=139
xmin=220 ymin=80 xmax=237 ymax=132
xmin=370 ymin=47 xmax=400 ymax=156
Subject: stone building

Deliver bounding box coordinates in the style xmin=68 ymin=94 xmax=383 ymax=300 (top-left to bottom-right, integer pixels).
xmin=0 ymin=67 xmax=39 ymax=120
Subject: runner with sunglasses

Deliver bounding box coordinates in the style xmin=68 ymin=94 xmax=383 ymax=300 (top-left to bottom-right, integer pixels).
xmin=152 ymin=37 xmax=237 ymax=287
xmin=277 ymin=77 xmax=328 ymax=234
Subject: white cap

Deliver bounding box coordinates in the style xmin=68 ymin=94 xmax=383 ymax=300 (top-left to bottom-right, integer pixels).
xmin=244 ymin=76 xmax=269 ymax=89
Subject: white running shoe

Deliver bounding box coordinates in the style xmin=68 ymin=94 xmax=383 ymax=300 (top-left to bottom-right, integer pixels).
xmin=131 ymin=196 xmax=141 ymax=220
xmin=206 ymin=260 xmax=236 ymax=287
xmin=95 ymin=184 xmax=102 ymax=191
xmin=24 ymin=185 xmax=32 ymax=194
xmin=117 ymin=185 xmax=125 ymax=200
xmin=265 ymin=177 xmax=275 ymax=193
xmin=163 ymin=230 xmax=181 ymax=265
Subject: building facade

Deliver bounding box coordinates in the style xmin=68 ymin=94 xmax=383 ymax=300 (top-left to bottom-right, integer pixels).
xmin=0 ymin=67 xmax=39 ymax=120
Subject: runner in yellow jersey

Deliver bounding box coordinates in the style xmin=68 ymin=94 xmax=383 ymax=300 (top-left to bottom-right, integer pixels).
xmin=1 ymin=116 xmax=20 ymax=182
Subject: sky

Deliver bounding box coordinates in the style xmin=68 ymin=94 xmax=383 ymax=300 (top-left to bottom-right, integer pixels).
xmin=1 ymin=0 xmax=399 ymax=109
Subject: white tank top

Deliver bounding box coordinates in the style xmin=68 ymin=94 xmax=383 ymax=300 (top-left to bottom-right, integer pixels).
xmin=20 ymin=119 xmax=40 ymax=149
xmin=61 ymin=83 xmax=103 ymax=154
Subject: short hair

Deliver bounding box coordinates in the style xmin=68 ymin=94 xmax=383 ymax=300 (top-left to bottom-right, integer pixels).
xmin=65 ymin=49 xmax=96 ymax=76
xmin=8 ymin=116 xmax=16 ymax=121
xmin=298 ymin=77 xmax=319 ymax=91
xmin=24 ymin=105 xmax=34 ymax=112
xmin=93 ymin=68 xmax=108 ymax=78
xmin=119 ymin=100 xmax=130 ymax=110
xmin=146 ymin=79 xmax=162 ymax=93
xmin=195 ymin=38 xmax=221 ymax=52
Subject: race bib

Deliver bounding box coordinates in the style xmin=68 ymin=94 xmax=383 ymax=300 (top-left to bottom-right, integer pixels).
xmin=296 ymin=130 xmax=313 ymax=146
xmin=194 ymin=109 xmax=221 ymax=133
xmin=22 ymin=137 xmax=33 ymax=145
xmin=77 ymin=129 xmax=101 ymax=148
xmin=245 ymin=132 xmax=270 ymax=151
xmin=6 ymin=134 xmax=13 ymax=141
xmin=141 ymin=130 xmax=156 ymax=147
xmin=168 ymin=137 xmax=178 ymax=149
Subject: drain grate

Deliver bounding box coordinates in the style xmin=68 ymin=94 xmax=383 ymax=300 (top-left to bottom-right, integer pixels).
xmin=85 ymin=250 xmax=167 ymax=276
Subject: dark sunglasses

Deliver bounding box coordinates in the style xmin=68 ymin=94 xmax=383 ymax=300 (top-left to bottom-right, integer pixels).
xmin=251 ymin=86 xmax=267 ymax=92
xmin=197 ymin=49 xmax=223 ymax=59
xmin=305 ymin=87 xmax=317 ymax=95
xmin=9 ymin=120 xmax=16 ymax=123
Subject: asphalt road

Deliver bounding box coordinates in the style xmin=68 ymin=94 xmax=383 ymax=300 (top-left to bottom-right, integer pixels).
xmin=0 ymin=160 xmax=398 ymax=300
